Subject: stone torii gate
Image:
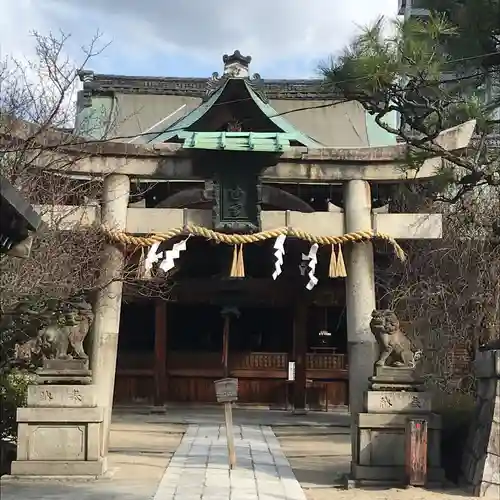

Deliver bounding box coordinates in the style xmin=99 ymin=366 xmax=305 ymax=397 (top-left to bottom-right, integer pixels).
xmin=6 ymin=116 xmax=475 ymax=477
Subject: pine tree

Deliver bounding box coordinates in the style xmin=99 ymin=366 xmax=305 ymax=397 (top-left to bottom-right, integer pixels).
xmin=321 ymin=7 xmax=499 ymax=201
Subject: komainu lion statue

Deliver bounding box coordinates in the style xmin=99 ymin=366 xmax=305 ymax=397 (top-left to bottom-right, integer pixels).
xmin=15 ymin=300 xmax=94 ymax=362
xmin=370 ymin=309 xmax=416 ymax=368
xmin=39 ymin=303 xmax=93 ymax=360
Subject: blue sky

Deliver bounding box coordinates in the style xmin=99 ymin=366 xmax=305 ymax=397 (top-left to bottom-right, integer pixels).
xmin=1 ymin=0 xmax=399 ymax=79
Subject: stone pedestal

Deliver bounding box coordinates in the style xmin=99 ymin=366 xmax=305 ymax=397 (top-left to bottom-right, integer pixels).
xmin=461 ymin=349 xmax=500 ymax=497
xmin=370 ymin=366 xmax=425 ymax=391
xmin=36 ymin=359 xmax=92 ymax=385
xmin=11 ymin=361 xmax=105 ymax=477
xmin=349 ymin=367 xmax=445 ymax=487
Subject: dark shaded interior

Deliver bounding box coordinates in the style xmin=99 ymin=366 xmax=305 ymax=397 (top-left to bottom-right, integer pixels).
xmin=189 ymin=79 xmax=283 ymax=134
xmin=118 ymin=301 xmax=347 ymax=355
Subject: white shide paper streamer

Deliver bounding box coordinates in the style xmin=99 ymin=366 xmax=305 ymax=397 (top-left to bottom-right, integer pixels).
xmin=144 ymin=238 xmax=189 ymax=274
xmin=159 ymin=238 xmax=189 ymax=273
xmin=301 ymin=243 xmax=319 ymax=290
xmin=145 ymin=242 xmax=162 ymax=273
xmin=272 ymin=234 xmax=286 ymax=280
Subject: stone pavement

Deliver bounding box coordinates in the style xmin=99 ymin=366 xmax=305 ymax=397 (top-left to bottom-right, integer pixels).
xmin=0 ymin=420 xmax=185 ymax=500
xmin=0 ymin=408 xmax=479 ymax=500
xmin=154 ymin=424 xmax=306 ymax=500
xmin=113 ymin=405 xmax=350 ymax=428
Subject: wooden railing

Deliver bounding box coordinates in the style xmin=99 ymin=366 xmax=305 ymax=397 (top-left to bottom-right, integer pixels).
xmin=116 ymin=352 xmax=153 ymax=371
xmin=117 ymin=351 xmax=347 ymax=372
xmin=115 ymin=350 xmax=348 ymax=406
xmin=167 ymin=352 xmax=221 ymax=370
xmin=307 ymin=353 xmax=347 ymax=370
xmin=231 ymin=352 xmax=288 ymax=370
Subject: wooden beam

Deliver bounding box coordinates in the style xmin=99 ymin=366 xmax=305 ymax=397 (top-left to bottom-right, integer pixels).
xmin=292 ymin=302 xmax=308 ymax=413
xmin=154 ymin=300 xmax=167 ymax=406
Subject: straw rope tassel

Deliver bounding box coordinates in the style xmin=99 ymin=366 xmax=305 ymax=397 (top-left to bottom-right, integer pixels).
xmin=237 ymin=244 xmax=245 ymax=277
xmin=336 ymin=244 xmax=347 ymax=277
xmin=230 ymin=245 xmax=239 ymax=277
xmin=136 ymin=247 xmax=146 ymax=279
xmin=328 ymin=244 xmax=338 ymax=278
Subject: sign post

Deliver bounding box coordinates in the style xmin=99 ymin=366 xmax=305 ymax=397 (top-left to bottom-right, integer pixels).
xmin=214 ymin=377 xmax=238 ymax=469
xmin=405 ymin=418 xmax=428 ymax=486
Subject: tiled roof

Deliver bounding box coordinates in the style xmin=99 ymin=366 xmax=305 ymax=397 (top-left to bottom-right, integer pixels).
xmin=78 ymin=71 xmax=341 ymax=100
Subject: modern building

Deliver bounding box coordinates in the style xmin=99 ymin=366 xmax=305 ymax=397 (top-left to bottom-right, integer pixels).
xmin=399 ymin=0 xmax=499 ymax=124
xmin=398 ymin=0 xmax=430 ymax=18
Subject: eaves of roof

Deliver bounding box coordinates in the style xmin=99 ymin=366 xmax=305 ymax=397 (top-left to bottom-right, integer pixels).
xmin=79 ymin=71 xmax=342 ymax=100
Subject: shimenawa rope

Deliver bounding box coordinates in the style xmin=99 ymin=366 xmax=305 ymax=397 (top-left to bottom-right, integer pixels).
xmin=101 ymin=224 xmax=406 ymax=263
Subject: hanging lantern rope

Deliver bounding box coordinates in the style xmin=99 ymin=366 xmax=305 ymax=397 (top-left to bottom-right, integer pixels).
xmin=101 ymin=224 xmax=406 ymax=263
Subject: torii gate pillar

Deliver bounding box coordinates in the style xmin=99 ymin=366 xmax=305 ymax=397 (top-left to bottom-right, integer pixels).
xmin=344 ymin=179 xmax=377 ymax=465
xmin=91 ymin=174 xmax=130 ymax=464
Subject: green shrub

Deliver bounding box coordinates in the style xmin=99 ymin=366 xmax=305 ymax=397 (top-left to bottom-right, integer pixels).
xmin=0 ymin=370 xmax=35 ymax=441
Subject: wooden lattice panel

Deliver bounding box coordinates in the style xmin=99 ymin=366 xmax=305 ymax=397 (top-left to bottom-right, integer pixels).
xmin=306 ymin=353 xmax=347 ymax=370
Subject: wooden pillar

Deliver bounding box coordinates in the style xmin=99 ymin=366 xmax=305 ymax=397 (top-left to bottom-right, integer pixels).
xmin=405 ymin=419 xmax=428 ymax=486
xmin=222 ymin=315 xmax=230 ymax=378
xmin=293 ymin=301 xmax=308 ymax=414
xmin=154 ymin=300 xmax=167 ymax=406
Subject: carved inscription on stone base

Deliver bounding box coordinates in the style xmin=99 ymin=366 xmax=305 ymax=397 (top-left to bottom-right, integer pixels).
xmin=28 ymin=385 xmax=97 ymax=408
xmin=12 ymin=385 xmax=104 ymax=477
xmin=365 ymin=391 xmax=432 ymax=414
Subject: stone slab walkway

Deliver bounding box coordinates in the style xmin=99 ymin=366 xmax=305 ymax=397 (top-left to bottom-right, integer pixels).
xmin=154 ymin=424 xmax=306 ymax=500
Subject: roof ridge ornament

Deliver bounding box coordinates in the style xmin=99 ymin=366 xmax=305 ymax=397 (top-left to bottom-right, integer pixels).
xmin=205 ymin=72 xmax=223 ymax=97
xmin=205 ymin=50 xmax=263 ymax=100
xmin=76 ymin=70 xmax=95 ymax=108
xmin=204 ymin=50 xmax=265 ymax=100
xmin=223 ymin=50 xmax=252 ymax=77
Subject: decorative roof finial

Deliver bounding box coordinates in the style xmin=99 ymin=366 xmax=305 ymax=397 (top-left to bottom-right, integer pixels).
xmin=222 ymin=50 xmax=252 ymax=78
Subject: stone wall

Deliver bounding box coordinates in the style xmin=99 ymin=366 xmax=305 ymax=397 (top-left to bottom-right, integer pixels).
xmin=461 ymin=349 xmax=500 ymax=497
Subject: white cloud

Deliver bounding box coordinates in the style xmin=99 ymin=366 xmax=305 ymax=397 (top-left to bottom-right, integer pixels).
xmin=0 ymin=0 xmax=46 ymax=62
xmin=0 ymin=0 xmax=87 ymax=124
xmin=0 ymin=0 xmax=399 ymax=77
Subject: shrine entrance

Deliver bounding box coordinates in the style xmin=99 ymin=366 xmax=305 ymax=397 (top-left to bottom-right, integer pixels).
xmin=114 ymin=239 xmax=349 ymax=410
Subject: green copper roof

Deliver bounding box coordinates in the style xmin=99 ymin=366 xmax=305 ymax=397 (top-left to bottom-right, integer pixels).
xmin=243 ymin=84 xmax=322 ymax=147
xmin=365 ymin=111 xmax=398 ymax=147
xmin=178 ymin=131 xmax=294 ymax=152
xmin=147 ymin=79 xmax=323 ymax=148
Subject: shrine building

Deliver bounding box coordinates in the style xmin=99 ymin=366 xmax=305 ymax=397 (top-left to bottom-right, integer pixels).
xmin=9 ymin=49 xmax=479 ymax=478
xmin=71 ymin=50 xmax=452 ymax=414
